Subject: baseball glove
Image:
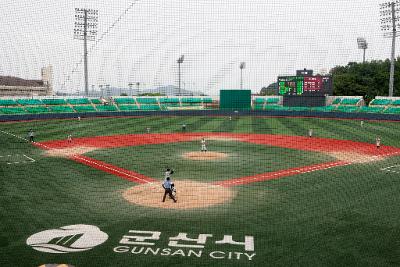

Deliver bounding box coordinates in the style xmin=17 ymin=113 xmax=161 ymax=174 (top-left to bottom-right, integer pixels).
xmin=170 ymin=170 xmax=174 ymax=174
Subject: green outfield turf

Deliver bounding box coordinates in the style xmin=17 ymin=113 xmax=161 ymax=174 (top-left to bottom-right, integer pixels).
xmin=1 ymin=116 xmax=400 ymax=267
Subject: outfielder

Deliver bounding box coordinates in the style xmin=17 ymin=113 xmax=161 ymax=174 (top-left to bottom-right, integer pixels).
xmin=376 ymin=137 xmax=381 ymax=149
xmin=28 ymin=129 xmax=35 ymax=142
xmin=308 ymin=129 xmax=313 ymax=138
xmin=67 ymin=134 xmax=72 ymax=143
xmin=201 ymin=138 xmax=207 ymax=152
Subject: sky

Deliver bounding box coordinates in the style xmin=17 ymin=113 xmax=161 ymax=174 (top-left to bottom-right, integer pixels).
xmin=0 ymin=0 xmax=392 ymax=95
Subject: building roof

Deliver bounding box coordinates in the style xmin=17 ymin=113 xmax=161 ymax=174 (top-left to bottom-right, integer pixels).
xmin=0 ymin=76 xmax=44 ymax=87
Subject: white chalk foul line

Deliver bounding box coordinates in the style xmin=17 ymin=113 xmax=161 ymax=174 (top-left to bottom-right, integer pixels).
xmin=72 ymin=155 xmax=153 ymax=184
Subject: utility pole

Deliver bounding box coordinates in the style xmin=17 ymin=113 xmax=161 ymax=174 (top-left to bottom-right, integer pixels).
xmin=74 ymin=8 xmax=98 ymax=96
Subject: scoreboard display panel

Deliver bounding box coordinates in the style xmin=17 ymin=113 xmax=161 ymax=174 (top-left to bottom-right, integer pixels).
xmin=278 ymin=75 xmax=332 ymax=96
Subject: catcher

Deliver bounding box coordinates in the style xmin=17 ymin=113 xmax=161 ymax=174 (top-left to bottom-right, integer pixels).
xmin=162 ymin=168 xmax=177 ymax=202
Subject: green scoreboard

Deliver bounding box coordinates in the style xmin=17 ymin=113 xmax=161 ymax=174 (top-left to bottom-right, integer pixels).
xmin=219 ymin=90 xmax=251 ymax=110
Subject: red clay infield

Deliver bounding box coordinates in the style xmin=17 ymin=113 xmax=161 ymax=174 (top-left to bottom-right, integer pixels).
xmin=37 ymin=133 xmax=400 ymax=186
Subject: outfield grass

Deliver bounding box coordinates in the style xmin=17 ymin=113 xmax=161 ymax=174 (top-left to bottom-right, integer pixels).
xmin=1 ymin=116 xmax=400 ymax=267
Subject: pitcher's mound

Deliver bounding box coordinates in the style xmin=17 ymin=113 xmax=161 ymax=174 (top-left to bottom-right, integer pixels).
xmin=122 ymin=180 xmax=236 ymax=209
xmin=183 ymin=151 xmax=228 ymax=161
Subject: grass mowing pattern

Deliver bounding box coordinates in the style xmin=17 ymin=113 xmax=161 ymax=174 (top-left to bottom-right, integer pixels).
xmin=0 ymin=116 xmax=400 ymax=266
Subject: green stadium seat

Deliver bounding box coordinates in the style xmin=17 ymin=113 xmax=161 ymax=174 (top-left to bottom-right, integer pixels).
xmin=0 ymin=99 xmax=18 ymax=106
xmin=17 ymin=99 xmax=43 ymax=105
xmin=119 ymin=105 xmax=140 ymax=111
xmin=265 ymin=98 xmax=280 ymax=104
xmin=370 ymin=99 xmax=392 ymax=106
xmin=359 ymin=106 xmax=385 ymax=113
xmin=340 ymin=98 xmax=361 ymax=105
xmin=264 ymin=105 xmax=289 ymax=111
xmin=392 ymin=99 xmax=400 ymax=106
xmin=289 ymin=107 xmax=312 ymax=112
xmin=159 ymin=98 xmax=180 ymax=104
xmin=139 ymin=104 xmax=161 ymax=110
xmin=42 ymin=99 xmax=67 ymax=105
xmin=254 ymin=98 xmax=265 ymax=104
xmin=96 ymin=105 xmax=118 ymax=112
xmin=73 ymin=105 xmax=96 ymax=112
xmin=136 ymin=98 xmax=158 ymax=104
xmin=0 ymin=107 xmax=26 ymax=114
xmin=114 ymin=98 xmax=136 ymax=105
xmin=336 ymin=106 xmax=360 ymax=113
xmin=253 ymin=104 xmax=264 ymax=110
xmin=67 ymin=98 xmax=91 ymax=105
xmin=202 ymin=98 xmax=213 ymax=103
xmin=181 ymin=98 xmax=202 ymax=103
xmin=312 ymin=106 xmax=336 ymax=112
xmin=384 ymin=107 xmax=400 ymax=114
xmin=49 ymin=106 xmax=75 ymax=113
xmin=90 ymin=99 xmax=103 ymax=105
xmin=25 ymin=106 xmax=50 ymax=113
xmin=332 ymin=98 xmax=342 ymax=105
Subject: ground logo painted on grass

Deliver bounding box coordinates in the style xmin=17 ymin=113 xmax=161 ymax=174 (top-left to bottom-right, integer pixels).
xmin=26 ymin=224 xmax=108 ymax=253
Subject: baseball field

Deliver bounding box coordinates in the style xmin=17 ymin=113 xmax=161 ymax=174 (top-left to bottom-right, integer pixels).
xmin=1 ymin=115 xmax=400 ymax=266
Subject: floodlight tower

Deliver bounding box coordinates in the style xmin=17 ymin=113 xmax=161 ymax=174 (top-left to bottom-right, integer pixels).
xmin=177 ymin=55 xmax=184 ymax=96
xmin=380 ymin=1 xmax=400 ymax=97
xmin=357 ymin=38 xmax=368 ymax=63
xmin=74 ymin=8 xmax=98 ymax=96
xmin=240 ymin=62 xmax=246 ymax=90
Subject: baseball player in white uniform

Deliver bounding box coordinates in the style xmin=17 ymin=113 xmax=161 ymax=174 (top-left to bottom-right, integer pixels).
xmin=201 ymin=138 xmax=207 ymax=152
xmin=376 ymin=137 xmax=381 ymax=149
xmin=67 ymin=134 xmax=72 ymax=143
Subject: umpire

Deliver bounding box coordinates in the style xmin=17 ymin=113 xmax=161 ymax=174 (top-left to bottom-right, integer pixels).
xmin=162 ymin=177 xmax=177 ymax=203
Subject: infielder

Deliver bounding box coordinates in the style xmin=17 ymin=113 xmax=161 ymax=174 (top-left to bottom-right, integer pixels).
xmin=67 ymin=134 xmax=72 ymax=143
xmin=376 ymin=137 xmax=381 ymax=149
xmin=201 ymin=138 xmax=207 ymax=152
xmin=308 ymin=129 xmax=313 ymax=138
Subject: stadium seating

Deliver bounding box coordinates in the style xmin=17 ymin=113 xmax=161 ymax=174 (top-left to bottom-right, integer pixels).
xmin=96 ymin=105 xmax=118 ymax=112
xmin=370 ymin=99 xmax=392 ymax=106
xmin=359 ymin=106 xmax=385 ymax=113
xmin=266 ymin=98 xmax=280 ymax=104
xmin=17 ymin=99 xmax=43 ymax=105
xmin=312 ymin=106 xmax=336 ymax=112
xmin=49 ymin=106 xmax=75 ymax=113
xmin=136 ymin=98 xmax=158 ymax=104
xmin=392 ymin=99 xmax=400 ymax=106
xmin=336 ymin=106 xmax=359 ymax=113
xmin=90 ymin=99 xmax=103 ymax=105
xmin=114 ymin=98 xmax=136 ymax=105
xmin=331 ymin=98 xmax=342 ymax=105
xmin=340 ymin=98 xmax=361 ymax=105
xmin=384 ymin=107 xmax=400 ymax=114
xmin=202 ymin=98 xmax=213 ymax=103
xmin=139 ymin=104 xmax=161 ymax=111
xmin=25 ymin=106 xmax=50 ymax=113
xmin=73 ymin=105 xmax=96 ymax=112
xmin=0 ymin=107 xmax=26 ymax=114
xmin=253 ymin=104 xmax=264 ymax=110
xmin=181 ymin=98 xmax=202 ymax=103
xmin=67 ymin=98 xmax=91 ymax=105
xmin=119 ymin=105 xmax=140 ymax=111
xmin=41 ymin=99 xmax=67 ymax=105
xmin=159 ymin=98 xmax=180 ymax=104
xmin=0 ymin=99 xmax=18 ymax=106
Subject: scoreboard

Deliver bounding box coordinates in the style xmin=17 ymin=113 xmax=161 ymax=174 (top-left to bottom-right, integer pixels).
xmin=278 ymin=75 xmax=332 ymax=96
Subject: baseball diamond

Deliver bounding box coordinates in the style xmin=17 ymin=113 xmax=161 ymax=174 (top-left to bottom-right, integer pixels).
xmin=1 ymin=115 xmax=400 ymax=266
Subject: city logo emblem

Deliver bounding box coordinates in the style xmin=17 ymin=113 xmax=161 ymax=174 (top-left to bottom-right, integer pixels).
xmin=27 ymin=224 xmax=108 ymax=253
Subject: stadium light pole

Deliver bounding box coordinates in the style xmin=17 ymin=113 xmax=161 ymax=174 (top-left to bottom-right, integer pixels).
xmin=357 ymin=37 xmax=368 ymax=63
xmin=240 ymin=62 xmax=246 ymax=90
xmin=380 ymin=1 xmax=400 ymax=97
xmin=136 ymin=82 xmax=140 ymax=95
xmin=177 ymin=55 xmax=184 ymax=96
xmin=74 ymin=8 xmax=98 ymax=96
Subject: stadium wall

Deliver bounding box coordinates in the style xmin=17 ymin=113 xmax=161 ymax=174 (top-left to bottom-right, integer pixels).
xmin=1 ymin=110 xmax=400 ymax=122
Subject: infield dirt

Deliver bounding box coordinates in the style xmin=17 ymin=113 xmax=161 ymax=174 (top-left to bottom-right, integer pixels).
xmin=122 ymin=180 xmax=236 ymax=209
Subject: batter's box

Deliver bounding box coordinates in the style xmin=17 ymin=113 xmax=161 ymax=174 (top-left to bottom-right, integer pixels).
xmin=381 ymin=165 xmax=400 ymax=174
xmin=0 ymin=154 xmax=36 ymax=165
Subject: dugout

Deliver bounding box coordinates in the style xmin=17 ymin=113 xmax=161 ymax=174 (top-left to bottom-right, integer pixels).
xmin=219 ymin=90 xmax=251 ymax=110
